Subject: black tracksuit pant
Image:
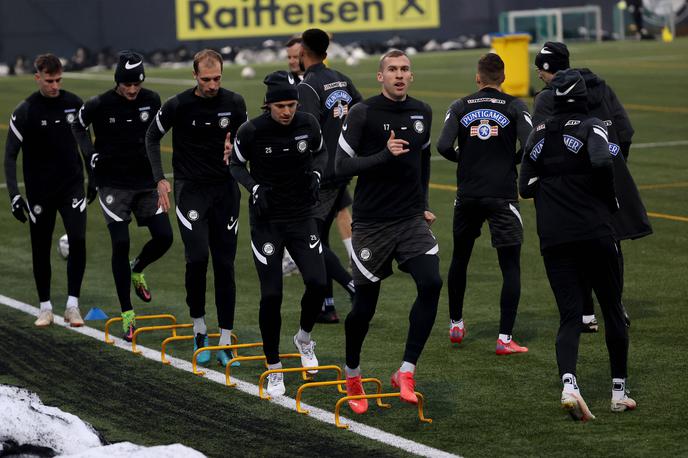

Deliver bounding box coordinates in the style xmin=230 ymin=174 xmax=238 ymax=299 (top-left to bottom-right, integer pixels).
xmin=542 ymin=236 xmax=628 ymax=379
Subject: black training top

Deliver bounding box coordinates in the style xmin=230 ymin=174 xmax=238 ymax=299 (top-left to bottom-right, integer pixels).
xmin=520 ymin=112 xmax=617 ymax=251
xmin=298 ymin=62 xmax=362 ymax=187
xmin=532 ymin=70 xmax=650 ymax=241
xmin=436 ymin=87 xmax=532 ymax=200
xmin=146 ymin=87 xmax=247 ymax=184
xmin=72 ymin=88 xmax=160 ymax=189
xmin=4 ymin=90 xmax=84 ymax=200
xmin=335 ymin=94 xmax=432 ymax=222
xmin=230 ymin=111 xmax=326 ymax=222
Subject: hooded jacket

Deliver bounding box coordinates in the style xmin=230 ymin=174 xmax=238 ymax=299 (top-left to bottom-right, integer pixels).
xmin=532 ymin=69 xmax=652 ymax=240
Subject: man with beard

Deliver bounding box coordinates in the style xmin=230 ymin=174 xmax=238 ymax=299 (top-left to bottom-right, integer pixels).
xmin=146 ymin=49 xmax=247 ymax=367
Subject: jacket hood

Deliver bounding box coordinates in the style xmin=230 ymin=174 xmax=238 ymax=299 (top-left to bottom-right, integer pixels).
xmin=577 ymin=67 xmax=606 ymax=107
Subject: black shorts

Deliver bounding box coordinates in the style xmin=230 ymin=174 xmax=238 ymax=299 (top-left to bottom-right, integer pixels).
xmin=351 ymin=215 xmax=439 ymax=284
xmin=97 ymin=186 xmax=161 ymax=225
xmin=25 ymin=179 xmax=86 ymax=224
xmin=313 ymin=184 xmax=350 ymax=222
xmin=250 ymin=218 xmax=324 ymax=271
xmin=453 ymin=197 xmax=523 ymax=248
xmin=174 ymin=180 xmax=240 ymax=235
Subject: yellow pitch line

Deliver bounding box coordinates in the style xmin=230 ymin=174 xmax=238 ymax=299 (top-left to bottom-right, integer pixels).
xmin=624 ymin=104 xmax=688 ymax=114
xmin=430 ymin=183 xmax=457 ymax=191
xmin=638 ymin=181 xmax=688 ymax=190
xmin=430 ymin=182 xmax=688 ymax=223
xmin=646 ymin=212 xmax=688 ymax=223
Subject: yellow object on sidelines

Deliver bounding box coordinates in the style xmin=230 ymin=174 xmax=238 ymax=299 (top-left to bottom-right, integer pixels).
xmin=662 ymin=26 xmax=674 ymax=42
xmin=491 ymin=33 xmax=531 ymax=97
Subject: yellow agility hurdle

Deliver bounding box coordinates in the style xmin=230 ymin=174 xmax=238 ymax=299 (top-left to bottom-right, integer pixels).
xmin=104 ymin=314 xmax=177 ymax=344
xmin=224 ymin=353 xmax=303 ymax=387
xmin=130 ymin=323 xmax=192 ymax=354
xmin=192 ymin=343 xmax=264 ymax=376
xmin=295 ymin=378 xmax=390 ymax=415
xmin=334 ymin=392 xmax=432 ymax=429
xmin=160 ymin=332 xmax=238 ymax=365
xmin=258 ymin=365 xmax=343 ymax=400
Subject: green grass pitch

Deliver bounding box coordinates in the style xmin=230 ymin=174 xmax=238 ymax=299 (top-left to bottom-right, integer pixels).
xmin=1 ymin=38 xmax=687 ymax=457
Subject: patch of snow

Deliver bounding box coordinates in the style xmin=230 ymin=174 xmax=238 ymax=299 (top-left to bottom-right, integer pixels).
xmin=0 ymin=385 xmax=103 ymax=455
xmin=59 ymin=442 xmax=205 ymax=457
xmin=0 ymin=385 xmax=205 ymax=458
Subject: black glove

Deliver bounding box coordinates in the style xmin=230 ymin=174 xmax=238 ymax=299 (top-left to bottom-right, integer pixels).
xmin=251 ymin=185 xmax=271 ymax=217
xmin=308 ymin=171 xmax=321 ymax=204
xmin=10 ymin=195 xmax=28 ymax=223
xmin=87 ymin=181 xmax=97 ymax=204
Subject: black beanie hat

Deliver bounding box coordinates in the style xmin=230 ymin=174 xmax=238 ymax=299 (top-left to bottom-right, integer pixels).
xmin=301 ymin=28 xmax=329 ymax=57
xmin=114 ymin=50 xmax=145 ymax=84
xmin=535 ymin=41 xmax=570 ymax=73
xmin=264 ymin=71 xmax=299 ymax=104
xmin=551 ymin=69 xmax=587 ymax=102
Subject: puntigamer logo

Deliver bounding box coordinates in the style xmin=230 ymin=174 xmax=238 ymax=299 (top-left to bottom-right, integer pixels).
xmin=176 ymin=0 xmax=439 ymax=39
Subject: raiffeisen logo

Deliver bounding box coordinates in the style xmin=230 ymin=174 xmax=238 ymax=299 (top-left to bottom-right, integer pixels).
xmin=176 ymin=0 xmax=440 ymax=39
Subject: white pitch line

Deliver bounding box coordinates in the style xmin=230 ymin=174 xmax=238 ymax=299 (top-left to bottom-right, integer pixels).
xmin=61 ymin=72 xmax=258 ymax=87
xmin=630 ymin=140 xmax=688 ymax=149
xmin=0 ymin=294 xmax=459 ymax=458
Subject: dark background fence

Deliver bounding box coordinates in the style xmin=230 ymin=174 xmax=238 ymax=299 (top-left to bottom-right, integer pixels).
xmin=0 ymin=0 xmax=642 ymax=63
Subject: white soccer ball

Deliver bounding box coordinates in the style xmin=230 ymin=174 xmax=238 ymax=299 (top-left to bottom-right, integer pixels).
xmin=240 ymin=66 xmax=256 ymax=79
xmin=57 ymin=234 xmax=69 ymax=259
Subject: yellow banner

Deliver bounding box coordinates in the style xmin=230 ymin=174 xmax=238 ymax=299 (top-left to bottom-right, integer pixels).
xmin=176 ymin=0 xmax=440 ymax=40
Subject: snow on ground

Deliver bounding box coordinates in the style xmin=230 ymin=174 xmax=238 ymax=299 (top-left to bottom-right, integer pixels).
xmin=0 ymin=384 xmax=204 ymax=457
xmin=60 ymin=442 xmax=206 ymax=457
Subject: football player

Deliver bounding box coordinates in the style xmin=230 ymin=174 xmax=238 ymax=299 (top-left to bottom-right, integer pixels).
xmin=72 ymin=51 xmax=173 ymax=340
xmin=436 ymin=53 xmax=532 ymax=354
xmin=336 ymin=50 xmax=442 ymax=414
xmin=230 ymin=71 xmax=327 ymax=396
xmin=146 ymin=49 xmax=247 ymax=367
xmin=5 ymin=54 xmax=89 ymax=328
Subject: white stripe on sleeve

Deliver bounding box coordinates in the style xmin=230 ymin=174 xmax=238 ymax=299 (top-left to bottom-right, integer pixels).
xmin=9 ymin=120 xmax=23 ymax=142
xmin=338 ymin=134 xmax=355 ymax=157
xmin=234 ymin=139 xmax=247 ymax=163
xmin=156 ymin=113 xmax=165 ymax=134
